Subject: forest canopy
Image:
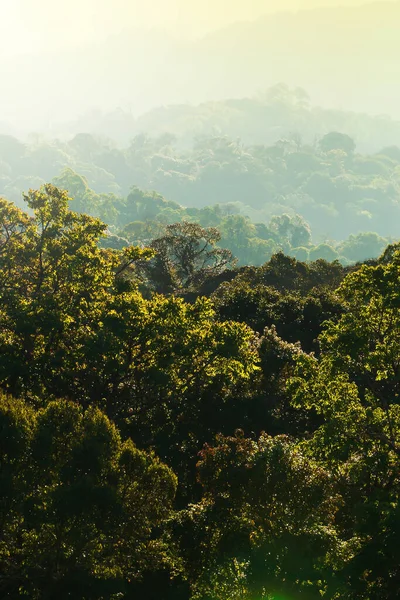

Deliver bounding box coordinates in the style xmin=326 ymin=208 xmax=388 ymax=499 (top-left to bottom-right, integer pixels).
xmin=1 ymin=57 xmax=400 ymax=599
xmin=2 ymin=0 xmax=400 ymax=594
xmin=0 ymin=183 xmax=398 ymax=598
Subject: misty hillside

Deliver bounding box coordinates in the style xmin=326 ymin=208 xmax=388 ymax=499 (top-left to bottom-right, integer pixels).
xmin=2 ymin=1 xmax=400 ymax=133
xmin=132 ymin=88 xmax=400 ymax=152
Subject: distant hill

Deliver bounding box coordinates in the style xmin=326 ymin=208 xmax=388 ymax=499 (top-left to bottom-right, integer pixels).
xmin=60 ymin=86 xmax=400 ymax=153
xmin=131 ymin=88 xmax=400 ymax=153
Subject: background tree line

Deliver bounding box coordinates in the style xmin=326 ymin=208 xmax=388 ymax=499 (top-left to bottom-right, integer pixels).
xmin=1 ymin=119 xmax=398 ymax=266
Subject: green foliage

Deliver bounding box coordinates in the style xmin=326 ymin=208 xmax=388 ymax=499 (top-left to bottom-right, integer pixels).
xmin=337 ymin=232 xmax=388 ymax=263
xmin=290 ymin=245 xmax=309 ymax=261
xmin=212 ymin=257 xmax=345 ymax=353
xmin=309 ymin=243 xmax=339 ymax=262
xmin=0 ymin=185 xmax=259 ymax=503
xmin=319 ymin=132 xmax=356 ymax=155
xmin=0 ymin=395 xmax=177 ymax=599
xmin=288 ymin=253 xmax=400 ymax=598
xmin=0 ymin=179 xmax=399 ymax=599
xmin=176 ymin=433 xmax=341 ymax=600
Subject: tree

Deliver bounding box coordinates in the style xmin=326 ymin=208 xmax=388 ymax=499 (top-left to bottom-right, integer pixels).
xmin=338 ymin=232 xmax=387 ymax=263
xmin=175 ymin=432 xmax=340 ymax=600
xmin=289 ymin=251 xmax=400 ymax=598
xmin=213 ymin=274 xmax=344 ymax=353
xmin=0 ymin=395 xmax=177 ymax=599
xmin=81 ymin=292 xmax=259 ymax=503
xmin=291 ymin=246 xmax=309 ymax=261
xmin=143 ymin=221 xmax=235 ymax=293
xmin=0 ymin=135 xmax=26 ymax=169
xmin=269 ymin=213 xmax=311 ymax=249
xmin=52 ymin=167 xmax=101 ymax=214
xmin=68 ymin=132 xmax=102 ymax=159
xmin=0 ymin=187 xmax=259 ymax=505
xmin=309 ymin=243 xmax=339 ymax=262
xmin=220 ymin=215 xmax=256 ymax=252
xmin=0 ymin=185 xmax=151 ymax=399
xmin=376 ymin=145 xmax=400 ymax=163
xmin=318 ymin=132 xmax=356 ymax=155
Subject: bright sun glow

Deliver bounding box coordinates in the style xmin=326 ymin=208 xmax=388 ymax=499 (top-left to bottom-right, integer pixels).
xmin=0 ymin=0 xmax=32 ymax=57
xmin=0 ymin=0 xmax=390 ymax=57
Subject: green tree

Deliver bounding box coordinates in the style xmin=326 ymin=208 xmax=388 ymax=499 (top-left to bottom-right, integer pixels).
xmin=0 ymin=395 xmax=177 ymax=599
xmin=0 ymin=187 xmax=259 ymax=506
xmin=309 ymin=243 xmax=339 ymax=262
xmin=0 ymin=135 xmax=26 ymax=170
xmin=176 ymin=432 xmax=340 ymax=600
xmin=269 ymin=213 xmax=311 ymax=249
xmin=289 ymin=251 xmax=400 ymax=598
xmin=338 ymin=232 xmax=388 ymax=263
xmin=52 ymin=167 xmax=100 ymax=214
xmin=291 ymin=246 xmax=309 ymax=261
xmin=318 ymin=132 xmax=356 ymax=156
xmin=0 ymin=185 xmax=151 ymax=399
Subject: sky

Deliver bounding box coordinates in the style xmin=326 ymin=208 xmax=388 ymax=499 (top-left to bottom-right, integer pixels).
xmin=0 ymin=0 xmax=391 ymax=55
xmin=0 ymin=0 xmax=399 ymax=132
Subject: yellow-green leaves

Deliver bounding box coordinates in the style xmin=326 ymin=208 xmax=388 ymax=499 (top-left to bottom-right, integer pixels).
xmin=0 ymin=186 xmax=157 ymax=400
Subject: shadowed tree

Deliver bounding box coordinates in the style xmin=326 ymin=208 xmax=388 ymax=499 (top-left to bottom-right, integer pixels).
xmin=142 ymin=221 xmax=236 ymax=294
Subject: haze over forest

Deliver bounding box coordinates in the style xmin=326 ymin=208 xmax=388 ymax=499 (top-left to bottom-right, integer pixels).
xmin=1 ymin=0 xmax=400 ymax=132
xmin=1 ymin=1 xmax=400 ymax=598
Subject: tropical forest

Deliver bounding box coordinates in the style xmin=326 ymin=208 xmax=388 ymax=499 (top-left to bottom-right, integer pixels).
xmin=0 ymin=1 xmax=399 ymax=599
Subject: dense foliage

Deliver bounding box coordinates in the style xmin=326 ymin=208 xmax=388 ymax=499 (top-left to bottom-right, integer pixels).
xmin=0 ymin=183 xmax=398 ymax=598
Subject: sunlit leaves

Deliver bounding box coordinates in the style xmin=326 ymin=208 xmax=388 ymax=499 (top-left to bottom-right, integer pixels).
xmin=288 ymin=253 xmax=400 ymax=598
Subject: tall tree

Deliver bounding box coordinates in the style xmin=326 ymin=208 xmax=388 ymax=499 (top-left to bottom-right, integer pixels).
xmin=143 ymin=221 xmax=235 ymax=294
